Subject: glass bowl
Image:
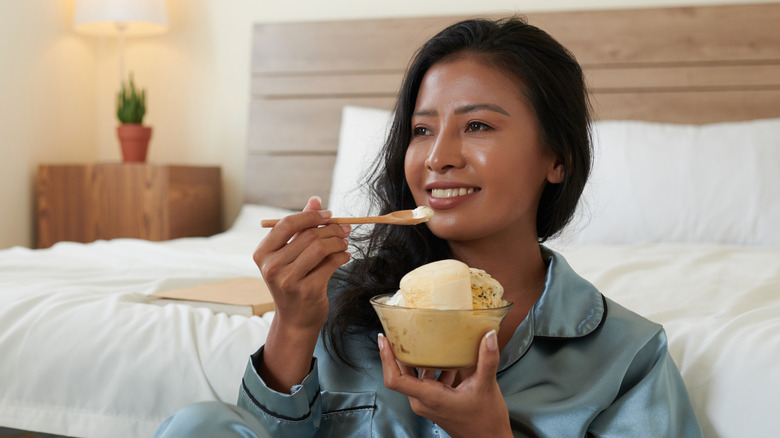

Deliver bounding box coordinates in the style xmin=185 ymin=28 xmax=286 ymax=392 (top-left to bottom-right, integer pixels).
xmin=370 ymin=293 xmax=512 ymax=369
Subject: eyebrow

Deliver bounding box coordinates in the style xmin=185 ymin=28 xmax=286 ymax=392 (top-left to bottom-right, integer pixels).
xmin=412 ymin=103 xmax=510 ymax=118
xmin=455 ymin=103 xmax=510 ymax=116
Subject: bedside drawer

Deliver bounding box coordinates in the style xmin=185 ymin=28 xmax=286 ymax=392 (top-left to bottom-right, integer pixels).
xmin=36 ymin=163 xmax=222 ymax=248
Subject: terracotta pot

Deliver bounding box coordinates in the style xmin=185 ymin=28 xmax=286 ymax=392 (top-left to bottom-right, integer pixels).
xmin=117 ymin=124 xmax=153 ymax=162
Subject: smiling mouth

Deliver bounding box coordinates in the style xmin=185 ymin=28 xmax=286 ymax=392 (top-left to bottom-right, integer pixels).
xmin=430 ymin=187 xmax=479 ymax=198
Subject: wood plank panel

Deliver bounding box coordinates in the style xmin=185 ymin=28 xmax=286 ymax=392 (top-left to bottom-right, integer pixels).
xmin=251 ymin=63 xmax=780 ymax=98
xmin=252 ymin=17 xmax=451 ymax=73
xmin=248 ymin=97 xmax=395 ymax=153
xmin=252 ymin=4 xmax=780 ymax=75
xmin=586 ymin=63 xmax=780 ymax=92
xmin=529 ymin=5 xmax=780 ymax=65
xmin=245 ymin=154 xmax=337 ymax=209
xmin=592 ymin=89 xmax=780 ymax=123
xmin=251 ymin=72 xmax=404 ymax=98
xmin=532 ymin=4 xmax=780 ymax=66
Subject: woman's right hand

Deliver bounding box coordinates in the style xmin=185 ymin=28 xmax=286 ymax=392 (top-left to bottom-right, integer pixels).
xmin=254 ymin=196 xmax=350 ymax=331
xmin=253 ymin=196 xmax=351 ymax=392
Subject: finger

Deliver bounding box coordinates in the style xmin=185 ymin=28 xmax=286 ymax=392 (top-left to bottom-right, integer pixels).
xmin=258 ymin=209 xmax=333 ymax=252
xmin=260 ymin=231 xmax=349 ymax=293
xmin=265 ymin=194 xmax=329 ymax=251
xmin=302 ymin=195 xmax=323 ymax=212
xmin=377 ymin=334 xmax=417 ymax=376
xmin=286 ymin=221 xmax=350 ymax=250
xmin=292 ymin=248 xmax=352 ymax=291
xmin=259 ymin=195 xmax=326 ymax=253
xmin=379 ymin=334 xmax=416 ymax=384
xmin=437 ymin=369 xmax=457 ymax=387
xmin=397 ymin=361 xmax=416 ymax=378
xmin=279 ymin=225 xmax=350 ymax=270
xmin=418 ymin=368 xmax=437 ymax=380
xmin=475 ymin=329 xmax=501 ymax=385
xmin=379 ymin=333 xmax=402 ymax=382
xmin=380 ymin=334 xmax=450 ymax=401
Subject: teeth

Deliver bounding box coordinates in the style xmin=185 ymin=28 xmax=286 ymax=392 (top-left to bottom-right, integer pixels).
xmin=431 ymin=188 xmax=475 ymax=198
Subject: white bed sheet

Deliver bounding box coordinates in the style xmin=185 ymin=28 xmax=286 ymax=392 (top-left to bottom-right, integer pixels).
xmin=0 ymin=205 xmax=289 ymax=437
xmin=1 ymin=205 xmax=778 ymax=437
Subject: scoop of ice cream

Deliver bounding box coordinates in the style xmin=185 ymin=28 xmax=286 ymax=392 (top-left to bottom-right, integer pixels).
xmin=394 ymin=259 xmax=472 ymax=309
xmin=387 ymin=260 xmax=506 ymax=310
xmin=385 ymin=292 xmax=405 ymax=306
xmin=469 ymin=268 xmax=506 ymax=309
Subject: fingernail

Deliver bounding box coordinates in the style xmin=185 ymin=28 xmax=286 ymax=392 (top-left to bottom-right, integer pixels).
xmin=485 ymin=330 xmax=498 ymax=351
xmin=340 ymin=224 xmax=351 ymax=234
xmin=319 ymin=210 xmax=332 ymax=219
xmin=378 ymin=333 xmax=385 ymax=351
xmin=309 ymin=195 xmax=322 ymax=205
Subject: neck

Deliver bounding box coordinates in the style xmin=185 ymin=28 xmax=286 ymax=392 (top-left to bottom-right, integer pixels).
xmin=449 ymin=235 xmax=548 ymax=347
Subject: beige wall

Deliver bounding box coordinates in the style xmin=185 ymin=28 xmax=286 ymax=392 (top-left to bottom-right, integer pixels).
xmin=0 ymin=0 xmax=95 ymax=248
xmin=0 ymin=0 xmax=774 ymax=249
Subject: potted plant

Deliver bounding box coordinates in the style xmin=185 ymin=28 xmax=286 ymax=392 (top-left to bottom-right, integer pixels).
xmin=116 ymin=74 xmax=152 ymax=162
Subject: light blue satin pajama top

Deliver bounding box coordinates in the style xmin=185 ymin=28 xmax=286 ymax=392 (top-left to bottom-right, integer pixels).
xmin=156 ymin=247 xmax=703 ymax=437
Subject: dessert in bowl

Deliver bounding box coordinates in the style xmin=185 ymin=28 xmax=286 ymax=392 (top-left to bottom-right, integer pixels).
xmin=371 ymin=259 xmax=512 ymax=369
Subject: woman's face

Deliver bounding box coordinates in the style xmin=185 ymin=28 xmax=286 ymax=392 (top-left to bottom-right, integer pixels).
xmin=404 ymin=56 xmax=563 ymax=244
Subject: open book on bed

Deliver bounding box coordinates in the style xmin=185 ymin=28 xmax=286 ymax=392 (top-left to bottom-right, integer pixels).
xmin=149 ymin=277 xmax=275 ymax=316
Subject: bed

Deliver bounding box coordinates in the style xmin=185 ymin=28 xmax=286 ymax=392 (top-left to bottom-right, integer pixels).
xmin=2 ymin=3 xmax=779 ymax=437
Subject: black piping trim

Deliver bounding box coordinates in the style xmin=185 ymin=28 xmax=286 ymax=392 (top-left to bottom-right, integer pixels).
xmin=241 ymin=379 xmax=320 ymax=422
xmin=533 ymin=294 xmax=609 ymax=341
xmin=323 ymin=404 xmax=378 ymax=415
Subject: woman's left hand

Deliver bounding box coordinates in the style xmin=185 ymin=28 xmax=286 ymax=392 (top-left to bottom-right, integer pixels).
xmin=379 ymin=330 xmax=513 ymax=438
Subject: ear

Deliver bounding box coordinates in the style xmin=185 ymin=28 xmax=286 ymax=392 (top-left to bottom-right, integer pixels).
xmin=547 ymin=159 xmax=565 ymax=184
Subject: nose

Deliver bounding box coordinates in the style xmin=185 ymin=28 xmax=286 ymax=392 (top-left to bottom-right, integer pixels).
xmin=424 ymin=129 xmax=466 ymax=172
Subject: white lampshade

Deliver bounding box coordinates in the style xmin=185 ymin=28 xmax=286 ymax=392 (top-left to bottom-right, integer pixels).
xmin=74 ymin=0 xmax=169 ymax=36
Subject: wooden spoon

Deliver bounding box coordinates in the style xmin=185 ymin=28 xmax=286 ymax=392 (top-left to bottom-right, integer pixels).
xmin=261 ymin=206 xmax=433 ymax=228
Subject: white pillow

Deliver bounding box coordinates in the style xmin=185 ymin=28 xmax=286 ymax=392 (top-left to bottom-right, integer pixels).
xmin=328 ymin=106 xmax=392 ymax=217
xmin=330 ymin=106 xmax=780 ymax=246
xmin=564 ymin=118 xmax=780 ymax=246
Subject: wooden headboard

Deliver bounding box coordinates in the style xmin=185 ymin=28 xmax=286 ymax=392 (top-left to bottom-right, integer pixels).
xmin=245 ymin=3 xmax=780 ymax=209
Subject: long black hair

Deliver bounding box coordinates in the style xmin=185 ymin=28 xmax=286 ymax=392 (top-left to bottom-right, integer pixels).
xmin=323 ymin=16 xmax=592 ymax=368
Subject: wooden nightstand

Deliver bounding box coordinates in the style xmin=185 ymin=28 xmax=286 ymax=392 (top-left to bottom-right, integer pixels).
xmin=36 ymin=163 xmax=223 ymax=249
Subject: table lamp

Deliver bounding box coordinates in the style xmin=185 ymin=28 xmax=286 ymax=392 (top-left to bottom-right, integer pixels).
xmin=73 ymin=0 xmax=169 ymax=83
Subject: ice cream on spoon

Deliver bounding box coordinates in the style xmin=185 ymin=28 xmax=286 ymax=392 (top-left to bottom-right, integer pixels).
xmin=260 ymin=205 xmax=434 ymax=227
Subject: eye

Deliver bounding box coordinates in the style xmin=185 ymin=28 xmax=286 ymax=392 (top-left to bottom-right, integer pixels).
xmin=412 ymin=126 xmax=432 ymax=137
xmin=466 ymin=121 xmax=491 ymax=132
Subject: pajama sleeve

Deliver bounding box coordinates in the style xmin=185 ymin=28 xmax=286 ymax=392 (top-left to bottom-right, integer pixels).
xmin=237 ymin=346 xmax=322 ymax=437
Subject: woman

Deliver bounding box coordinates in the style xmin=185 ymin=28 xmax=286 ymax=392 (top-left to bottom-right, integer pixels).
xmin=156 ymin=16 xmax=702 ymax=437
